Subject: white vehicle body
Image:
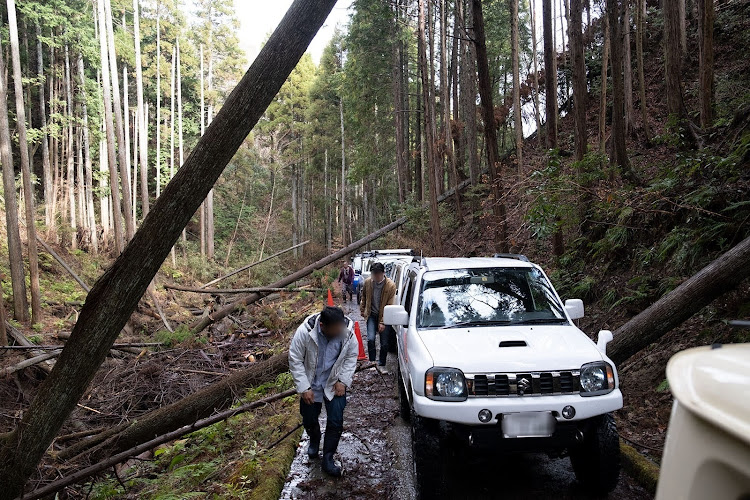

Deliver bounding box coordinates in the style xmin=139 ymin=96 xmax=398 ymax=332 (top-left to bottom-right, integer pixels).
xmin=386 ymin=257 xmax=622 ymax=438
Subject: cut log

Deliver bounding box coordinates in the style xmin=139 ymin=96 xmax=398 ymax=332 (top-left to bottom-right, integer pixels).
xmin=24 ymin=388 xmax=297 ymax=500
xmin=191 ymin=177 xmax=472 ymax=335
xmin=201 ymin=240 xmax=310 ymax=288
xmin=164 ymin=284 xmax=323 ymax=294
xmin=609 ymin=235 xmax=750 ymax=364
xmin=0 ymin=3 xmax=338 ymax=494
xmin=5 ymin=321 xmax=54 ymax=373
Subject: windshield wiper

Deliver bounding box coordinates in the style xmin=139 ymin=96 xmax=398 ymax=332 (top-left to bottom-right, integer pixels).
xmin=511 ymin=318 xmax=569 ymax=325
xmin=438 ymin=320 xmax=513 ymax=329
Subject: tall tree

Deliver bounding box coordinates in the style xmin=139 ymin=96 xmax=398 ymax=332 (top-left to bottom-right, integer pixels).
xmin=635 ymin=0 xmax=649 ymax=140
xmin=441 ymin=0 xmax=461 ymax=215
xmin=8 ymin=0 xmax=42 ymax=324
xmin=542 ymin=0 xmax=557 ymax=148
xmin=599 ymin=14 xmax=610 ymax=153
xmin=623 ymin=1 xmax=634 ymax=134
xmin=529 ymin=0 xmax=543 ymax=144
xmin=134 ymin=0 xmax=150 ymax=217
xmin=569 ymin=0 xmax=587 ymax=161
xmin=65 ymin=45 xmax=77 ymax=248
xmin=156 ymin=7 xmax=162 ymax=198
xmin=0 ymin=33 xmax=28 ymax=322
xmin=473 ymin=0 xmax=508 ymax=252
xmin=510 ymin=0 xmax=523 ymax=174
xmin=606 ymin=0 xmax=632 ymax=177
xmin=36 ymin=22 xmax=54 ymax=236
xmin=697 ymin=0 xmax=714 ymax=128
xmin=664 ymin=0 xmax=683 ymax=120
xmin=419 ymin=0 xmax=443 ymax=253
xmin=78 ymin=56 xmax=99 ymax=255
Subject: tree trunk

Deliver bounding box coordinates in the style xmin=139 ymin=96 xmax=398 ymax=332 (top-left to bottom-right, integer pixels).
xmin=511 ymin=0 xmax=523 ymax=175
xmin=35 ymin=22 xmax=54 ymax=237
xmin=570 ymin=0 xmax=587 ymax=161
xmin=97 ymin=0 xmax=125 ymax=253
xmin=339 ymin=96 xmax=346 ymax=247
xmin=199 ymin=45 xmax=206 ymax=259
xmin=473 ymin=0 xmax=508 ymax=252
xmin=392 ymin=2 xmax=407 ymax=205
xmin=104 ymin=0 xmax=135 ymax=241
xmin=664 ymin=0 xmax=683 ymax=120
xmin=65 ymin=45 xmax=77 ymax=249
xmin=606 ymin=0 xmax=634 ymax=180
xmin=529 ymin=0 xmax=543 ymax=145
xmin=206 ymin=41 xmax=215 ymax=260
xmin=0 ymin=34 xmax=29 ymax=323
xmin=599 ymin=15 xmax=610 ymax=154
xmin=155 ymin=8 xmax=161 ymax=198
xmin=169 ymin=46 xmax=176 ymax=265
xmin=678 ymin=0 xmax=687 ymax=54
xmin=623 ymin=0 xmax=634 ymax=135
xmin=414 ymin=77 xmax=423 ymax=203
xmin=543 ymin=0 xmax=557 ymax=148
xmin=697 ymin=0 xmax=714 ymax=129
xmin=7 ymin=0 xmax=41 ymax=324
xmin=419 ymin=0 xmax=443 ymax=254
xmin=609 ymin=236 xmax=750 ymax=364
xmin=462 ymin=0 xmax=479 ymax=189
xmin=0 ymin=2 xmax=340 ymax=495
xmin=134 ymin=0 xmax=149 ymax=217
xmin=441 ymin=0 xmax=461 ymax=218
xmin=77 ymin=57 xmax=98 ymax=255
xmin=635 ymin=0 xmax=650 ymax=140
xmin=177 ymin=38 xmax=187 ymax=254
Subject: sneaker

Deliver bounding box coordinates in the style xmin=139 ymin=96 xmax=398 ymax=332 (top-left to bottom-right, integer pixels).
xmin=376 ymin=365 xmax=389 ymax=375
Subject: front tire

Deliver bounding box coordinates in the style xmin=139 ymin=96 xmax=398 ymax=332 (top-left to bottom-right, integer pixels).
xmin=411 ymin=409 xmax=442 ymax=500
xmin=397 ymin=366 xmax=411 ymax=422
xmin=570 ymin=413 xmax=621 ymax=494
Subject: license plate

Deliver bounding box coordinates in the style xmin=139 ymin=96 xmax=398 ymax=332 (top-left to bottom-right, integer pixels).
xmin=501 ymin=412 xmax=556 ymax=438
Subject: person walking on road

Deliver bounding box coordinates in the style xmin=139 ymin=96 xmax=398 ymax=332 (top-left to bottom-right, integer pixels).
xmin=289 ymin=306 xmax=359 ymax=477
xmin=359 ymin=262 xmax=396 ymax=373
xmin=337 ymin=260 xmax=355 ymax=302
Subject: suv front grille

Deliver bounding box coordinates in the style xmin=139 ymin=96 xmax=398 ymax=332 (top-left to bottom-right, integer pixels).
xmin=466 ymin=371 xmax=580 ymax=397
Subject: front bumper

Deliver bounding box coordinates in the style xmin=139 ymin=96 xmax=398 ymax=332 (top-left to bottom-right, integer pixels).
xmin=412 ymin=389 xmax=623 ymax=426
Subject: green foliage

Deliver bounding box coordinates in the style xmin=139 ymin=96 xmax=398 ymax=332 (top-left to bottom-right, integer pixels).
xmin=155 ymin=325 xmax=196 ymax=347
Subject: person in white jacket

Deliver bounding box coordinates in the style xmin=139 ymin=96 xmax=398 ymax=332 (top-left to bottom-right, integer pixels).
xmin=288 ymin=306 xmax=358 ymax=477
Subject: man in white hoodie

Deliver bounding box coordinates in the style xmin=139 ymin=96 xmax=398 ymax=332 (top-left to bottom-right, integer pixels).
xmin=289 ymin=306 xmax=358 ymax=477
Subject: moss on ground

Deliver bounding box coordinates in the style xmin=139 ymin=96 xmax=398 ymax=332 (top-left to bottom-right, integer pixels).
xmin=620 ymin=440 xmax=660 ymax=494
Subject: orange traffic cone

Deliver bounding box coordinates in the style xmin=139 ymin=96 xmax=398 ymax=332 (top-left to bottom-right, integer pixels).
xmin=327 ymin=289 xmax=335 ymax=307
xmin=354 ymin=321 xmax=367 ymax=361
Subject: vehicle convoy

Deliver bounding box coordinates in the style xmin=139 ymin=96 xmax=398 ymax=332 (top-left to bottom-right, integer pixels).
xmin=384 ymin=255 xmax=623 ymax=496
xmin=355 ymin=249 xmax=415 ymax=304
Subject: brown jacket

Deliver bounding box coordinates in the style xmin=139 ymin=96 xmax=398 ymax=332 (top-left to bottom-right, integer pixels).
xmin=359 ymin=277 xmax=397 ymax=323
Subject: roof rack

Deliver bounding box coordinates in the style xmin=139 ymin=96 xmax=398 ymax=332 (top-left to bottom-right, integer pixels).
xmin=492 ymin=253 xmax=530 ymax=262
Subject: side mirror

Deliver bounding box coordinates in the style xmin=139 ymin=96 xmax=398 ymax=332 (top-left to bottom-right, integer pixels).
xmin=597 ymin=330 xmax=613 ymax=353
xmin=384 ymin=304 xmax=409 ymax=326
xmin=565 ymin=299 xmax=585 ymax=320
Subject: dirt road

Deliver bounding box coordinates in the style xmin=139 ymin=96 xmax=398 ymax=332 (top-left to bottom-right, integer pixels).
xmin=280 ymin=296 xmax=651 ymax=500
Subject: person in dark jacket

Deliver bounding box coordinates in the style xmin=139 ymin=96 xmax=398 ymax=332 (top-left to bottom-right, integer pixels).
xmin=337 ymin=260 xmax=355 ymax=301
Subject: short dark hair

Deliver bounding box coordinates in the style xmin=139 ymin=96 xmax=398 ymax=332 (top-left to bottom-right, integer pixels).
xmin=320 ymin=306 xmax=346 ymax=326
xmin=371 ymin=262 xmax=385 ymax=274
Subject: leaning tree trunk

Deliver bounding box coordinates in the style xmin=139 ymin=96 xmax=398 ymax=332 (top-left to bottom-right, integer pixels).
xmin=609 ymin=236 xmax=750 ymax=364
xmin=0 ymin=34 xmax=29 ymax=323
xmin=0 ymin=2 xmax=339 ymax=496
xmin=7 ymin=0 xmax=42 ymax=324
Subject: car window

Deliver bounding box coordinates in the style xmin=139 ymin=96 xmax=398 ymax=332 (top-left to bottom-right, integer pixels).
xmin=404 ymin=272 xmax=417 ymax=314
xmin=417 ymin=268 xmax=567 ymax=329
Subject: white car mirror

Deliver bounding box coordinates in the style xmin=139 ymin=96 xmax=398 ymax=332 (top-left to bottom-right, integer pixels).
xmin=384 ymin=304 xmax=409 ymax=326
xmin=597 ymin=330 xmax=613 ymax=353
xmin=565 ymin=299 xmax=585 ymax=320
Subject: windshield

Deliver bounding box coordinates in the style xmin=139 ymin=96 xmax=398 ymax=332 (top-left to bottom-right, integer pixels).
xmin=417 ymin=268 xmax=568 ymax=329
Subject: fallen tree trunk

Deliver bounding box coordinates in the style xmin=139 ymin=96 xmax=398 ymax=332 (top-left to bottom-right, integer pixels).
xmin=0 ymin=3 xmax=338 ymax=496
xmin=164 ymin=284 xmax=323 ymax=294
xmin=58 ymin=352 xmax=289 ymax=462
xmin=36 ymin=236 xmax=91 ymax=293
xmin=609 ymin=235 xmax=750 ymax=364
xmin=0 ymin=351 xmax=61 ymax=377
xmin=5 ymin=321 xmax=54 ymax=373
xmin=201 ymin=240 xmax=310 ymax=288
xmin=191 ymin=177 xmax=472 ymax=335
xmin=25 ymin=388 xmax=297 ymax=500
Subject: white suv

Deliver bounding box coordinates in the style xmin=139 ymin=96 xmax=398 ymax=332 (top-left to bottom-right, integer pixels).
xmin=384 ymin=256 xmax=623 ymax=496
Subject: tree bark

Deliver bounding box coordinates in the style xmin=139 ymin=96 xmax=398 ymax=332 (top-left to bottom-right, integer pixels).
xmin=511 ymin=0 xmax=523 ymax=175
xmin=156 ymin=8 xmax=161 ymax=198
xmin=697 ymin=0 xmax=714 ymax=129
xmin=7 ymin=0 xmax=42 ymax=324
xmin=0 ymin=32 xmax=29 ymax=323
xmin=339 ymin=96 xmax=347 ymax=247
xmin=570 ymin=0 xmax=587 ymax=161
xmin=609 ymin=236 xmax=750 ymax=364
xmin=65 ymin=45 xmax=77 ymax=249
xmin=623 ymin=0 xmax=634 ymax=135
xmin=606 ymin=0 xmax=634 ymax=180
xmin=635 ymin=0 xmax=650 ymax=140
xmin=0 ymin=2 xmax=340 ymax=495
xmin=543 ymin=0 xmax=557 ymax=148
xmin=473 ymin=0 xmax=508 ymax=252
xmin=392 ymin=1 xmax=407 ymax=205
xmin=529 ymin=0 xmax=543 ymax=145
xmin=599 ymin=15 xmax=610 ymax=154
xmin=78 ymin=56 xmax=99 ymax=255
xmin=441 ymin=0 xmax=461 ymax=217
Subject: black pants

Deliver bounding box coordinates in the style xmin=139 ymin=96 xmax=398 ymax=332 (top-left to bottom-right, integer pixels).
xmin=300 ymin=395 xmax=346 ymax=455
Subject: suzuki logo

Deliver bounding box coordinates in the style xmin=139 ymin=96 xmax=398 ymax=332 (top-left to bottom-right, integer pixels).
xmin=517 ymin=377 xmax=531 ymax=394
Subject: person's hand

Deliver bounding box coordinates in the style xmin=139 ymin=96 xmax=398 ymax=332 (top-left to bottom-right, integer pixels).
xmin=301 ymin=390 xmax=315 ymax=405
xmin=378 ymin=322 xmax=386 ymax=333
xmin=334 ymin=381 xmax=346 ymax=397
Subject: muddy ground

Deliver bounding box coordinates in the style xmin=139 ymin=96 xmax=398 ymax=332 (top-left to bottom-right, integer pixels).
xmin=280 ymin=291 xmax=652 ymax=500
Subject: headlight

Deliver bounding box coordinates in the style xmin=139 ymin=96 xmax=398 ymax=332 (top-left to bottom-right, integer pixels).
xmin=579 ymin=362 xmax=615 ymax=396
xmin=425 ymin=367 xmax=467 ymax=401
